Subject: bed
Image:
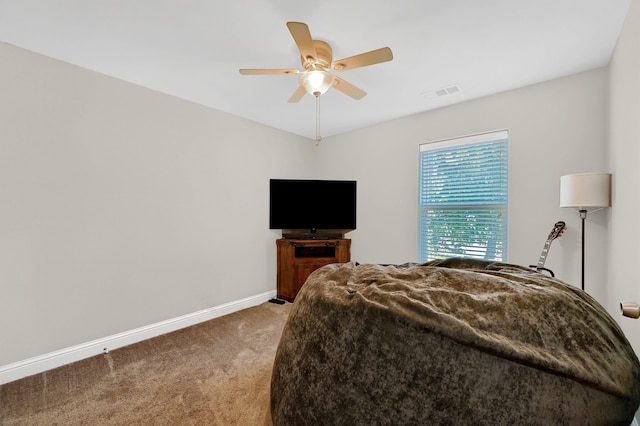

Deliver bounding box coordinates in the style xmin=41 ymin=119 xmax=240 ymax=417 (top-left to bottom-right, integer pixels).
xmin=270 ymin=258 xmax=640 ymax=425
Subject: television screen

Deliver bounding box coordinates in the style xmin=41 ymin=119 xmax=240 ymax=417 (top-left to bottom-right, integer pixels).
xmin=269 ymin=179 xmax=357 ymax=232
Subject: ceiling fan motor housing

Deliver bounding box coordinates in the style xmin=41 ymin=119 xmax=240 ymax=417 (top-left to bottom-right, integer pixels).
xmin=302 ymin=40 xmax=333 ymax=70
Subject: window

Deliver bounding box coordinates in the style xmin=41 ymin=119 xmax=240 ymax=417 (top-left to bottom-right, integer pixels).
xmin=419 ymin=131 xmax=508 ymax=262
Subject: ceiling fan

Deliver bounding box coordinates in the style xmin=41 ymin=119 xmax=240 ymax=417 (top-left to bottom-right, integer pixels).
xmin=239 ymin=22 xmax=393 ymax=102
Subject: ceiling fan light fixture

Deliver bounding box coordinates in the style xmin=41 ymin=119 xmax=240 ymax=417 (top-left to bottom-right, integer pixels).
xmin=300 ymin=70 xmax=334 ymax=96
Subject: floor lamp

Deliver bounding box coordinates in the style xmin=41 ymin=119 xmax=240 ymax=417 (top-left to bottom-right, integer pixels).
xmin=559 ymin=172 xmax=611 ymax=291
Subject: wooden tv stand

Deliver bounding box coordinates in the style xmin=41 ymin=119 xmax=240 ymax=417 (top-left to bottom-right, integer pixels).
xmin=276 ymin=238 xmax=351 ymax=302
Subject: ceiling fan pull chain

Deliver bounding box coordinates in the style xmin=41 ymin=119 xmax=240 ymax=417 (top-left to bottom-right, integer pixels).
xmin=315 ymin=95 xmax=322 ymax=146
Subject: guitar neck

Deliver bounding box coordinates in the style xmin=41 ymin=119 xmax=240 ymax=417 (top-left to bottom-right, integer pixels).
xmin=534 ymin=221 xmax=565 ymax=273
xmin=536 ymin=240 xmax=552 ymax=269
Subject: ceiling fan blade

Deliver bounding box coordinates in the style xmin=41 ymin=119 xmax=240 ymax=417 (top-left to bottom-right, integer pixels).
xmin=288 ymin=85 xmax=307 ymax=103
xmin=239 ymin=69 xmax=300 ymax=75
xmin=332 ymin=47 xmax=393 ymax=71
xmin=286 ymin=22 xmax=317 ymax=63
xmin=333 ymin=76 xmax=367 ymax=100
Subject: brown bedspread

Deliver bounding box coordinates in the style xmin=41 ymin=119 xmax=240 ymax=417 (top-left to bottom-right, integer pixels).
xmin=271 ymin=258 xmax=640 ymax=425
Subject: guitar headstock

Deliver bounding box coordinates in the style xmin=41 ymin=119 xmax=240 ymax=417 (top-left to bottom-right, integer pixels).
xmin=547 ymin=221 xmax=566 ymax=241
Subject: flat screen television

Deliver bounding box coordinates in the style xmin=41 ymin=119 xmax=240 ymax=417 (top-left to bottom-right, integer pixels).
xmin=269 ymin=179 xmax=356 ymax=236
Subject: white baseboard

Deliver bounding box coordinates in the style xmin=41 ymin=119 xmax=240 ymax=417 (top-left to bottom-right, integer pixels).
xmin=0 ymin=291 xmax=276 ymax=385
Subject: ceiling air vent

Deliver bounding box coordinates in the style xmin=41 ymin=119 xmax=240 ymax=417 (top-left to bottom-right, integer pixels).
xmin=421 ymin=84 xmax=461 ymax=99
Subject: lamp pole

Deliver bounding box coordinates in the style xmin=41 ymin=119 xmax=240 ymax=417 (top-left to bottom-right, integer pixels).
xmin=579 ymin=209 xmax=586 ymax=291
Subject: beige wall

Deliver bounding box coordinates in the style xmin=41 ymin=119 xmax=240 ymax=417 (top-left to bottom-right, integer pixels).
xmin=0 ymin=43 xmax=315 ymax=366
xmin=608 ymin=0 xmax=640 ymax=352
xmin=318 ymin=68 xmax=610 ymax=301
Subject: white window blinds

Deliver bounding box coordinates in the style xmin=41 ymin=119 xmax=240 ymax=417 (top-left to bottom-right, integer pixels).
xmin=419 ymin=131 xmax=508 ymax=262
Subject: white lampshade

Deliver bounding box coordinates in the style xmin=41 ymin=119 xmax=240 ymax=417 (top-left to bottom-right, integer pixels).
xmin=300 ymin=70 xmax=334 ymax=96
xmin=559 ymin=172 xmax=611 ymax=210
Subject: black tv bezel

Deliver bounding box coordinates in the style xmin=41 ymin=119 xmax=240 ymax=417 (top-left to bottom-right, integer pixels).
xmin=269 ymin=179 xmax=357 ymax=236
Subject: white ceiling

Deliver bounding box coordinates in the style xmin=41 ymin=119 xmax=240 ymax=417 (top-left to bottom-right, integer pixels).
xmin=0 ymin=0 xmax=632 ymax=140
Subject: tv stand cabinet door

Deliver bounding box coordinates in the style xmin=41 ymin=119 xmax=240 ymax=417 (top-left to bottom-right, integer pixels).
xmin=292 ymin=263 xmax=323 ymax=298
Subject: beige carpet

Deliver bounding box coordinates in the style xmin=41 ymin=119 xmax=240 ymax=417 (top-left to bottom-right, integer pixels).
xmin=0 ymin=301 xmax=291 ymax=425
